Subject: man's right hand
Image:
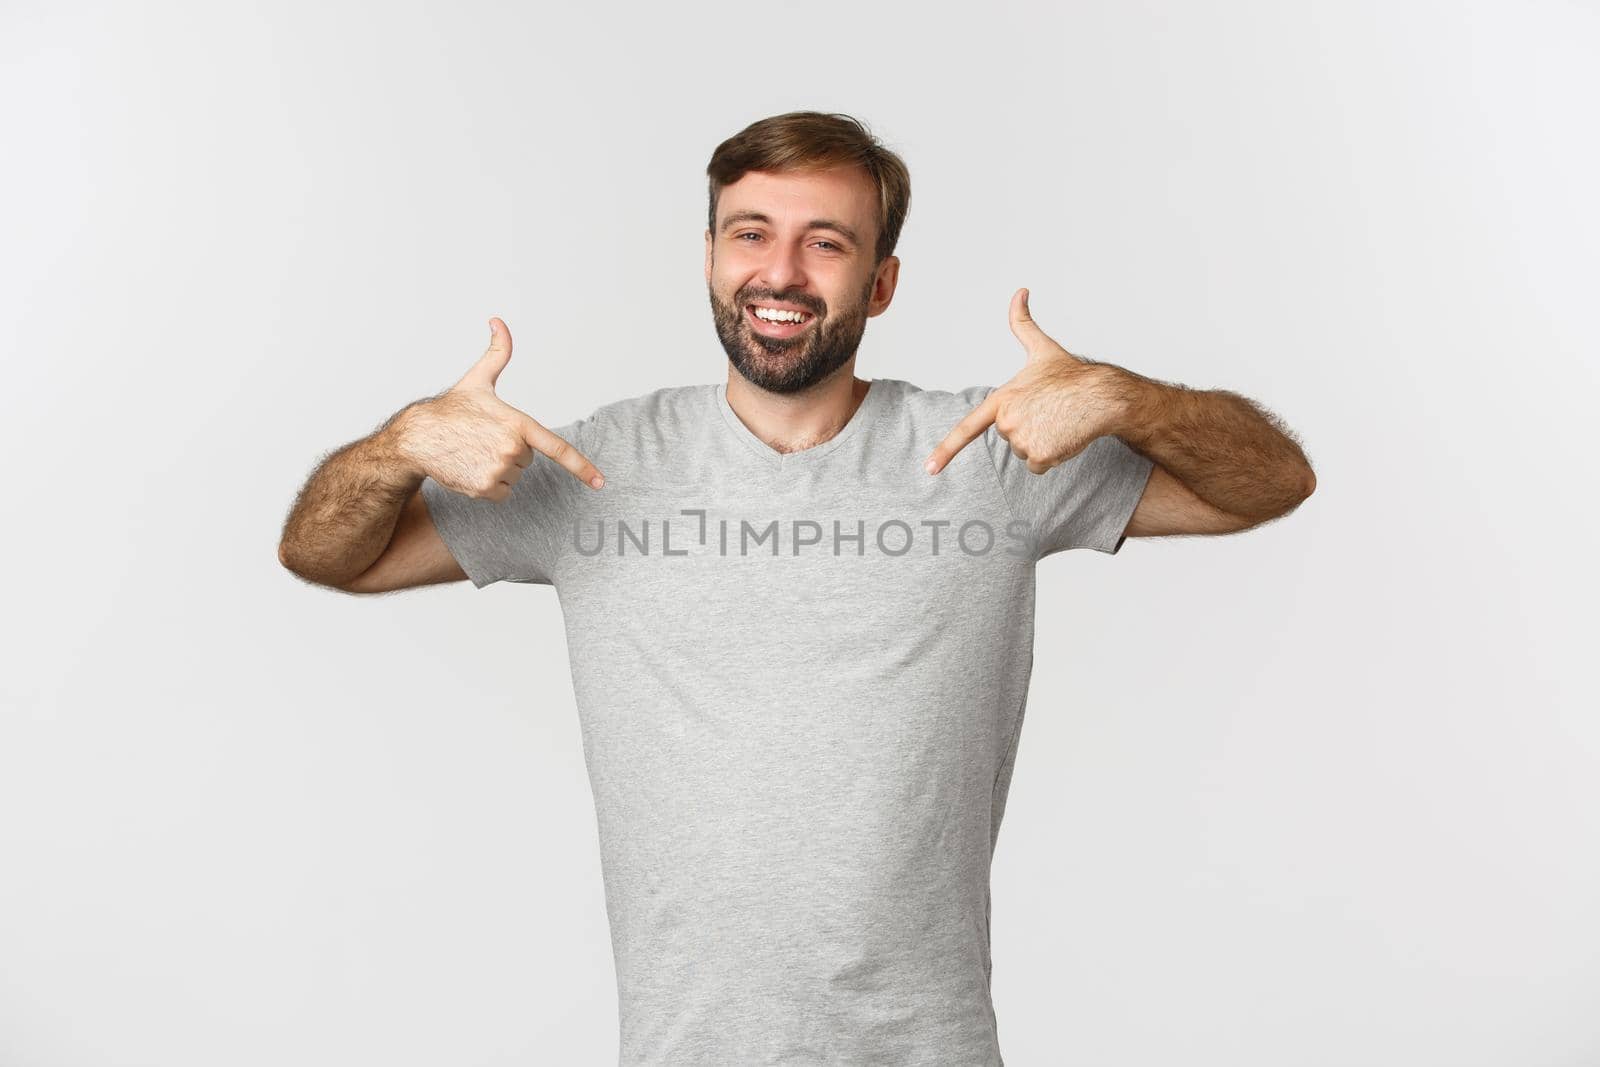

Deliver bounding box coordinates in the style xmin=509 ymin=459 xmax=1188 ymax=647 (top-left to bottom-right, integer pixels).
xmin=393 ymin=317 xmax=605 ymax=500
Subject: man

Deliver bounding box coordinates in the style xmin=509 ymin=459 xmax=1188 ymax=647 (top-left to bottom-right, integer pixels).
xmin=278 ymin=110 xmax=1315 ymax=1065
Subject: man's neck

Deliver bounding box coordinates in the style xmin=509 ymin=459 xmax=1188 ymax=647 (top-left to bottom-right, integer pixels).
xmin=724 ymin=368 xmax=870 ymax=455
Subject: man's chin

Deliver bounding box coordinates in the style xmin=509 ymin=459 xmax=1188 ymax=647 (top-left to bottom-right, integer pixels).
xmin=732 ymin=352 xmax=804 ymax=388
xmin=739 ymin=331 xmax=810 ymax=368
xmin=743 ymin=323 xmax=810 ymax=351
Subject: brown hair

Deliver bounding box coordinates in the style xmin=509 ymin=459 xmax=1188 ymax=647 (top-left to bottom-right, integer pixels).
xmin=706 ymin=111 xmax=911 ymax=267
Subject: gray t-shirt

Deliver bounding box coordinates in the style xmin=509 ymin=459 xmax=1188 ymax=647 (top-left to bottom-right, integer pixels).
xmin=420 ymin=377 xmax=1154 ymax=1066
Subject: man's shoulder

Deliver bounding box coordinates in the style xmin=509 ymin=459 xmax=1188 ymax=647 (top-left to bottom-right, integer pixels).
xmin=588 ymin=382 xmax=714 ymax=422
xmin=875 ymin=377 xmax=997 ymax=423
xmin=558 ymin=382 xmax=715 ymax=440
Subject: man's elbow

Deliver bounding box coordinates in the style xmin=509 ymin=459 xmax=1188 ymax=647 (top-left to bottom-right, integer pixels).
xmin=276 ymin=539 xmax=308 ymax=582
xmin=1241 ymin=466 xmax=1316 ymax=528
xmin=1269 ymin=466 xmax=1317 ymax=522
xmin=277 ymin=541 xmax=366 ymax=595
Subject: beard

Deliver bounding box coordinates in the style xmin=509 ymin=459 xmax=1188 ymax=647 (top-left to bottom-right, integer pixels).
xmin=708 ymin=274 xmax=875 ymax=395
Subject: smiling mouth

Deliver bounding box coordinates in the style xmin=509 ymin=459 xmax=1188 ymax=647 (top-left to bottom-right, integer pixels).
xmin=745 ymin=304 xmax=817 ymax=338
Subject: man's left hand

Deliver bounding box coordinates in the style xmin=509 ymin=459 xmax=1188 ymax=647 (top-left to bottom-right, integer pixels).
xmin=925 ymin=288 xmax=1126 ymax=475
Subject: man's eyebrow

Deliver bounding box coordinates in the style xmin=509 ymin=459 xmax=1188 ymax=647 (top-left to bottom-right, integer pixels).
xmin=719 ymin=210 xmax=861 ymax=246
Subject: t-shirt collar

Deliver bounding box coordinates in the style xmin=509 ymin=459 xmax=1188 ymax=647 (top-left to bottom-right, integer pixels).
xmin=715 ymin=377 xmax=886 ymax=469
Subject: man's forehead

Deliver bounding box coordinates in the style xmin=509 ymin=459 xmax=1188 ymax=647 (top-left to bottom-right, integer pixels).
xmin=717 ymin=167 xmax=876 ymax=229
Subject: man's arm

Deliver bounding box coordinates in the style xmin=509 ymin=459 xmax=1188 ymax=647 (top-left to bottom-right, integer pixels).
xmin=1101 ymin=365 xmax=1317 ymax=537
xmin=276 ymin=407 xmax=465 ymax=593
xmin=277 ymin=317 xmax=604 ymax=594
xmin=925 ymin=288 xmax=1317 ymax=542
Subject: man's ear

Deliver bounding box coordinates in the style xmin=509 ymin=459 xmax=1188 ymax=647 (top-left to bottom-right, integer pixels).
xmin=869 ymin=255 xmax=900 ymax=316
xmin=704 ymin=229 xmax=713 ymax=283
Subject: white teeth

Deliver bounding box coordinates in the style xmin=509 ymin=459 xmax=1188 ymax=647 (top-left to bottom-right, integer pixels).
xmin=752 ymin=306 xmax=811 ymax=323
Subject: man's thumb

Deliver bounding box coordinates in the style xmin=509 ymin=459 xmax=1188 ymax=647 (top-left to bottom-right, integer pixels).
xmin=1008 ymin=288 xmax=1047 ymax=355
xmin=461 ymin=317 xmax=513 ymax=390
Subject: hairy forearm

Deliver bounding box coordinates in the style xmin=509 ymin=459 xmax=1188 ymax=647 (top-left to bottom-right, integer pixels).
xmin=1099 ymin=365 xmax=1315 ymax=523
xmin=278 ymin=404 xmax=427 ymax=587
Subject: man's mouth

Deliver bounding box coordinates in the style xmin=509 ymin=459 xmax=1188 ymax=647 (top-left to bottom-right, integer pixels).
xmin=745 ymin=302 xmax=817 ymax=338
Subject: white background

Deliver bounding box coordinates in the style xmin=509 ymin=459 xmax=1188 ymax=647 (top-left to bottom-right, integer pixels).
xmin=3 ymin=1 xmax=1596 ymax=1064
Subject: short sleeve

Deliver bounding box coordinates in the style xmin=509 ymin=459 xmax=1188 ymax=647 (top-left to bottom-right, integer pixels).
xmin=419 ymin=414 xmax=598 ymax=589
xmin=963 ymin=384 xmax=1155 ymax=560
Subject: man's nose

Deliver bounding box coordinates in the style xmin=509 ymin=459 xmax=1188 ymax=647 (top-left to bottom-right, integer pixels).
xmin=758 ymin=239 xmax=807 ymax=292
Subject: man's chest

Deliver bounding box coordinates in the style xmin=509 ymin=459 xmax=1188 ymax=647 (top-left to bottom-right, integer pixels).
xmin=548 ymin=472 xmax=1035 ymax=695
xmin=552 ymin=471 xmax=1030 ymax=608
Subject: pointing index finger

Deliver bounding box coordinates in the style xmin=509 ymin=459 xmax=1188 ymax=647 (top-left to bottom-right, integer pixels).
xmin=925 ymin=392 xmax=1000 ymax=475
xmin=519 ymin=413 xmax=606 ymax=490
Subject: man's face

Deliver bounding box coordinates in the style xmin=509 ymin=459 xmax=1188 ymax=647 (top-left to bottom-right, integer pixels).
xmin=705 ymin=166 xmax=899 ymax=395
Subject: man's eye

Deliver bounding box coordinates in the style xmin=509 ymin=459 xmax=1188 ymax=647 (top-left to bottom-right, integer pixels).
xmin=735 ymin=232 xmax=841 ymax=252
